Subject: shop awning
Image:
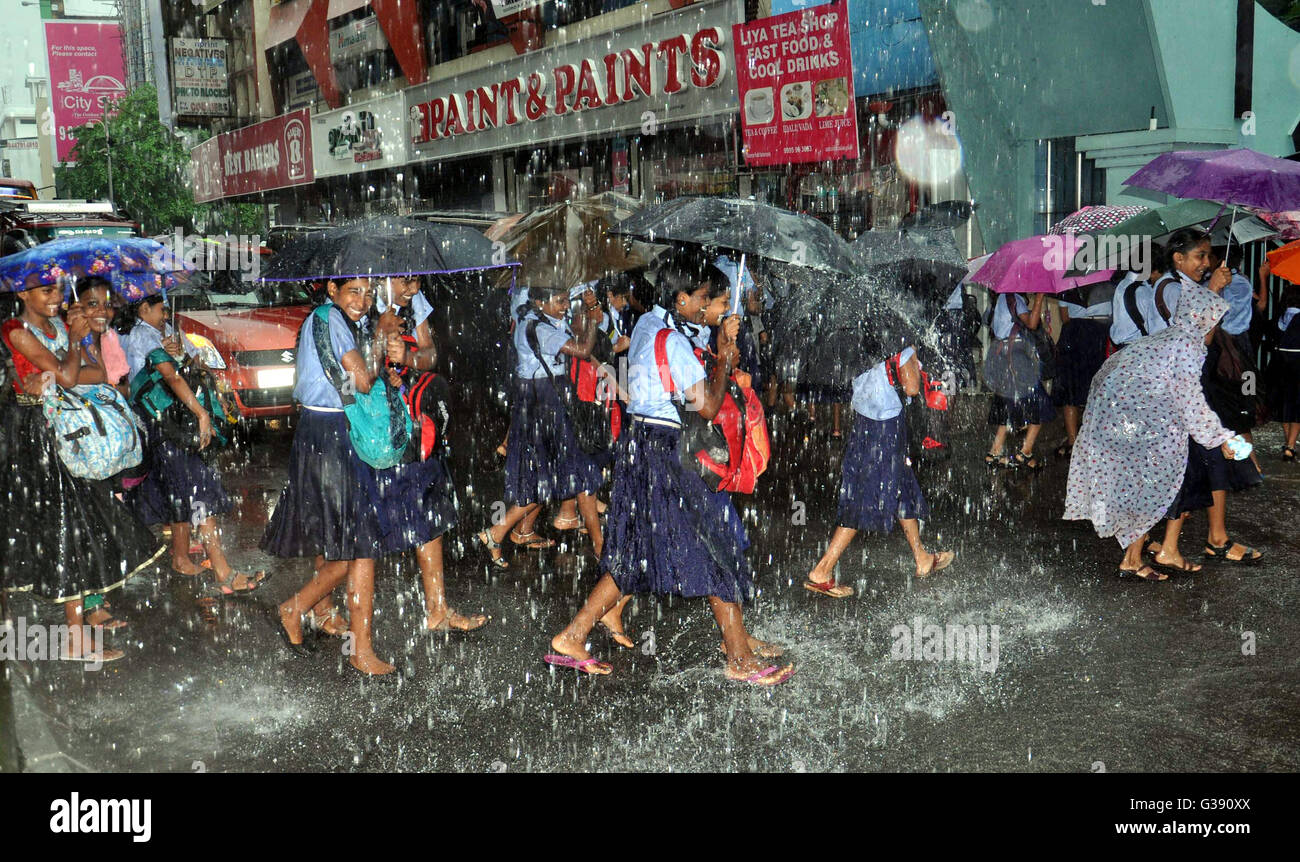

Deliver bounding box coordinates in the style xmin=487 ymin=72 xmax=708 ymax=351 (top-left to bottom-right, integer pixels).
xmin=328 ymin=0 xmax=371 ymax=18
xmin=266 ymin=0 xmax=313 ymax=49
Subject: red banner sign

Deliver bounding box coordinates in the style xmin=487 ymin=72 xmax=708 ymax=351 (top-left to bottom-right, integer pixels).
xmin=732 ymin=1 xmax=857 ymax=166
xmin=191 ymin=109 xmax=314 ymax=203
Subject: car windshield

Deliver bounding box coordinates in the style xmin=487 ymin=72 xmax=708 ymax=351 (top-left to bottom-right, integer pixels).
xmin=172 ymin=271 xmax=312 ymax=311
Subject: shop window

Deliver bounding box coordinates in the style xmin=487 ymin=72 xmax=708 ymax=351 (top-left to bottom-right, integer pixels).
xmin=1034 ymin=138 xmax=1104 ymax=235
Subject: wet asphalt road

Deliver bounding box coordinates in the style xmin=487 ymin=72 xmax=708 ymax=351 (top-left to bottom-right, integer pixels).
xmin=3 ymin=392 xmax=1298 ymax=772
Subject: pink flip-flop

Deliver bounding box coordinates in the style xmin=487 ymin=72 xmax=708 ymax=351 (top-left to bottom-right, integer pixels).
xmin=543 ymin=654 xmax=612 ymax=675
xmin=732 ymin=665 xmax=795 ymax=686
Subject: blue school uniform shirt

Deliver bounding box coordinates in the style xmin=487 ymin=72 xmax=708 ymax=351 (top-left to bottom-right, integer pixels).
xmin=1110 ymin=273 xmax=1156 ymax=345
xmin=375 ymin=289 xmax=433 ymax=328
xmin=1142 ymin=274 xmax=1185 ymax=336
xmin=120 ymin=319 xmax=200 ymax=380
xmin=991 ymin=294 xmax=1028 ymax=340
xmin=851 ymin=347 xmax=916 ymax=420
xmin=293 ymin=304 xmax=360 ymax=409
xmin=1279 ymin=307 xmax=1300 ymax=332
xmin=514 ymin=311 xmax=571 ymax=379
xmin=1219 ymin=271 xmax=1253 ymax=335
xmin=626 ymin=305 xmax=707 ymax=423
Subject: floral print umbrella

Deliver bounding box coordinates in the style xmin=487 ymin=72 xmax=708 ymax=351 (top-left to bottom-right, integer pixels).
xmin=0 ymin=236 xmax=193 ymax=302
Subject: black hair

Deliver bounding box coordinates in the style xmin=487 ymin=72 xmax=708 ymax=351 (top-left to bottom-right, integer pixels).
xmin=74 ymin=276 xmax=113 ymax=301
xmin=113 ymin=295 xmax=163 ymax=335
xmin=1214 ymin=243 xmax=1244 ymax=271
xmin=1147 ymin=242 xmax=1166 ymax=277
xmin=1163 ymin=228 xmax=1211 ymax=273
xmin=527 ymin=283 xmax=568 ymax=304
xmin=656 ymin=260 xmax=729 ymax=310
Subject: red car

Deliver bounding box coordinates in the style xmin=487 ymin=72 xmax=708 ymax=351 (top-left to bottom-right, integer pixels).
xmin=172 ymin=269 xmax=312 ymax=423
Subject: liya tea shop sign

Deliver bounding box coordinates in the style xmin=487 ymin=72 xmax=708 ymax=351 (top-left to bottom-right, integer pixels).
xmin=405 ymin=0 xmax=742 ymax=161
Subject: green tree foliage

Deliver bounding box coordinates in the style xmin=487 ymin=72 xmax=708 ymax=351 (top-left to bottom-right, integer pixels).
xmin=55 ymin=85 xmax=195 ymax=234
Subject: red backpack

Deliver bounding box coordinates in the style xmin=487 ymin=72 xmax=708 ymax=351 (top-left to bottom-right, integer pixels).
xmin=654 ymin=328 xmax=770 ymax=494
xmin=885 ymin=352 xmax=949 ymax=457
xmin=568 ymin=355 xmax=622 ymax=442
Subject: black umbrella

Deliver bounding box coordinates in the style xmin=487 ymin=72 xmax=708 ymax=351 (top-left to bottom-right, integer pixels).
xmin=767 ymin=266 xmax=935 ymax=388
xmin=261 ymin=216 xmax=514 ymax=282
xmin=609 ymin=196 xmax=858 ymax=274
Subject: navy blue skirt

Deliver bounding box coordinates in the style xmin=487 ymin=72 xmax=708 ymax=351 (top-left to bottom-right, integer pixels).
xmin=260 ymin=409 xmax=387 ymax=561
xmin=1266 ymin=351 xmax=1300 ymax=423
xmin=600 ymin=419 xmax=754 ymax=604
xmin=129 ymin=424 xmax=232 ymax=526
xmin=1052 ymin=319 xmax=1109 ymax=408
xmin=375 ymin=455 xmax=458 ymax=555
xmin=1167 ymin=437 xmax=1262 ymax=517
xmin=504 ymin=378 xmax=604 ymax=506
xmin=836 ymin=413 xmax=929 ymax=532
xmin=988 ymin=383 xmax=1056 ymax=428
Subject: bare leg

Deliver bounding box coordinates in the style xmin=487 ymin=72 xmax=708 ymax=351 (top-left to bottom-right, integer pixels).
xmin=1286 ymin=423 xmax=1300 ymax=449
xmin=900 ymin=517 xmax=954 ymax=577
xmin=1120 ymin=536 xmax=1164 ymax=579
xmin=170 ymin=522 xmax=202 ymax=574
xmin=1150 ymin=514 xmax=1198 ymax=571
xmin=418 ymin=537 xmax=487 ymax=631
xmin=1021 ymin=423 xmax=1042 ymax=455
xmin=809 ymin=526 xmax=857 ymax=589
xmin=550 ymin=573 xmax=623 ymax=672
xmin=489 ymin=504 xmax=539 ymax=545
xmin=832 ymin=403 xmax=842 ymax=437
xmin=197 ymin=516 xmax=262 ymax=589
xmin=988 ymin=426 xmax=1009 ymax=458
xmin=711 ymin=598 xmax=792 ymax=682
xmin=281 ymin=560 xmax=349 ymax=645
xmin=63 ymin=599 xmax=123 ymax=661
xmin=346 ymin=559 xmax=394 ymax=675
xmin=577 ymin=491 xmax=603 ymax=558
xmin=1063 ymin=406 xmax=1081 ymax=447
xmin=309 ymin=554 xmax=349 ymax=636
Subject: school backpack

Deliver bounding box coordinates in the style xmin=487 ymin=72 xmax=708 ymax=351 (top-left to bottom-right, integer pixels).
xmin=311 ymin=305 xmax=411 ymax=469
xmin=885 ymin=352 xmax=950 ymax=460
xmin=654 ymin=328 xmax=771 ymax=494
xmin=405 ymin=370 xmax=452 ymax=461
xmin=130 ymin=347 xmax=237 ymax=453
xmin=43 ymin=382 xmax=144 ymax=480
xmin=524 ymin=317 xmax=617 ymax=455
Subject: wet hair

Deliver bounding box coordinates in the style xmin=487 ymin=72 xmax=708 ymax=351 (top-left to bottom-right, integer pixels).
xmin=74 ymin=276 xmax=113 ymax=301
xmin=1147 ymin=242 xmax=1166 ymax=278
xmin=657 ymin=261 xmax=728 ymax=310
xmin=1282 ymin=283 xmax=1300 ymax=309
xmin=596 ymin=272 xmax=635 ymax=302
xmin=1215 ymin=244 xmax=1244 ymax=271
xmin=1163 ymin=228 xmax=1211 ymax=272
xmin=528 ymin=283 xmax=568 ymax=304
xmin=113 ymin=295 xmax=163 ymax=335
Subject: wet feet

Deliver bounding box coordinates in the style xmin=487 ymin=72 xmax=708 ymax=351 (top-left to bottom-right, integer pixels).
xmin=61 ymin=628 xmax=124 ymax=663
xmin=724 ymin=657 xmax=795 ymax=686
xmin=426 ymin=607 xmax=489 ymax=632
xmin=915 ymin=550 xmax=955 ymax=579
xmin=85 ymin=607 xmax=127 ymax=631
xmin=719 ymin=636 xmax=784 ymax=659
xmin=1119 ymin=564 xmax=1167 ymax=581
xmin=170 ymin=555 xmax=204 ymax=576
xmin=350 ymin=652 xmax=396 ymax=676
xmin=597 ymin=612 xmax=634 ymax=649
xmin=213 ymin=569 xmax=268 ymax=595
xmin=1149 ymin=550 xmax=1201 ymax=573
xmin=547 ymin=632 xmax=612 ymax=675
xmin=311 ymin=606 xmax=350 ymax=637
xmin=804 ymin=564 xmax=854 ymax=598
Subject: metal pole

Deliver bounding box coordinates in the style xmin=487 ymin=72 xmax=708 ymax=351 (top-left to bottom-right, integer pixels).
xmin=105 ymin=121 xmax=114 ymax=213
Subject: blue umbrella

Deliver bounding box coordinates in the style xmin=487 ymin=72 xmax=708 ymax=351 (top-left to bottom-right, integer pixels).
xmin=0 ymin=236 xmax=193 ymax=301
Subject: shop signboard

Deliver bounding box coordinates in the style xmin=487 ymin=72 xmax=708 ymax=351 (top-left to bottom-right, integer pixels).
xmin=284 ymin=70 xmax=321 ymax=111
xmin=172 ymin=38 xmax=231 ymax=116
xmin=330 ymin=14 xmax=388 ymax=63
xmin=44 ymin=20 xmax=127 ymax=164
xmin=191 ymin=109 xmax=314 ymax=203
xmin=733 ymin=0 xmax=858 ymax=166
xmin=311 ymin=94 xmax=407 ymax=178
xmin=489 ymin=1 xmax=544 ymax=16
xmin=406 ymin=0 xmax=742 ymax=163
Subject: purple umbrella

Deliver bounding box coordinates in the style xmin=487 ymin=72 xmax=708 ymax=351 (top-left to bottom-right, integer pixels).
xmin=1124 ymin=148 xmax=1300 ymax=212
xmin=970 ymin=235 xmax=1114 ymax=294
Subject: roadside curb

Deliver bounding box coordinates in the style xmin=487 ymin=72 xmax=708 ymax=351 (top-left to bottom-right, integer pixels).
xmin=1 ymin=662 xmax=91 ymax=773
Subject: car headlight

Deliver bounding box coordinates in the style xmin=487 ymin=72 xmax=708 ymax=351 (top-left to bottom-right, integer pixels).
xmin=185 ymin=333 xmax=226 ymax=369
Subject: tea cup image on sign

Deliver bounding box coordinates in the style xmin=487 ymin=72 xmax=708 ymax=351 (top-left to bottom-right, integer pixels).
xmin=782 ymin=82 xmax=812 ymax=120
xmin=815 ymin=78 xmax=850 ymax=117
xmin=745 ymin=87 xmax=775 ymax=125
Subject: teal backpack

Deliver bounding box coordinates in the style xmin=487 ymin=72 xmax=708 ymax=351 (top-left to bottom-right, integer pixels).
xmin=129 ymin=347 xmax=235 ymax=451
xmin=311 ymin=304 xmax=410 ymax=469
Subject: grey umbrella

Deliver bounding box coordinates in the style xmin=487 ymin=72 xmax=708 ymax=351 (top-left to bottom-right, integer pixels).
xmin=609 ymin=196 xmax=858 ymax=274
